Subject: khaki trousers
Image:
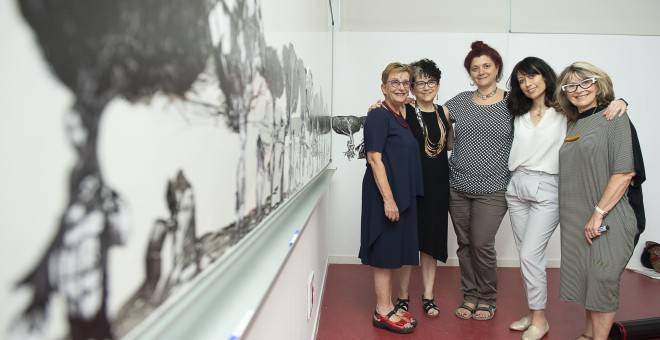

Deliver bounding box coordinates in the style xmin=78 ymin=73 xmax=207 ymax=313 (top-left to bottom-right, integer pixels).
xmin=449 ymin=188 xmax=507 ymax=306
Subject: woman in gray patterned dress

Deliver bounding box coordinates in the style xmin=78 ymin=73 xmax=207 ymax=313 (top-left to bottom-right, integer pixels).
xmin=556 ymin=62 xmax=637 ymax=340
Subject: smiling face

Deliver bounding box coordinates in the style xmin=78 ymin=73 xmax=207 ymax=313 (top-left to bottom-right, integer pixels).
xmin=565 ymin=75 xmax=599 ymax=112
xmin=381 ymin=71 xmax=410 ymax=106
xmin=411 ymin=74 xmax=439 ymax=106
xmin=469 ymin=55 xmax=499 ymax=89
xmin=517 ymin=71 xmax=546 ymax=102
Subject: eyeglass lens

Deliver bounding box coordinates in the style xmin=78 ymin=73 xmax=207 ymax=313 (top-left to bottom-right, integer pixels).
xmin=563 ymin=78 xmax=596 ymax=92
xmin=414 ymin=80 xmax=438 ymax=88
xmin=388 ymin=80 xmax=411 ymax=88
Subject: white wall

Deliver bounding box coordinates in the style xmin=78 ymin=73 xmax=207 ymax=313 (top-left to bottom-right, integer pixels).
xmin=328 ymin=32 xmax=660 ymax=269
xmin=245 ymin=189 xmax=330 ymax=340
xmin=340 ymin=0 xmax=660 ymax=35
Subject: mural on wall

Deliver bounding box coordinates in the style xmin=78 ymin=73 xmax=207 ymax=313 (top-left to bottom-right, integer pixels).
xmin=7 ymin=0 xmax=331 ymax=339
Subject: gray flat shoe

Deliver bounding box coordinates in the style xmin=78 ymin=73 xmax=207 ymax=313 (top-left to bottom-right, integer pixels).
xmin=510 ymin=316 xmax=532 ymax=331
xmin=522 ymin=321 xmax=549 ymax=340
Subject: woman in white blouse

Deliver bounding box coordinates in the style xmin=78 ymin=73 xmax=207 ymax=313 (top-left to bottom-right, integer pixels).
xmin=505 ymin=57 xmax=627 ymax=340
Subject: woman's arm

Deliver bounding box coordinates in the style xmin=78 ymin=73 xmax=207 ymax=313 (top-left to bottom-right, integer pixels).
xmin=584 ymin=171 xmax=636 ymax=244
xmin=442 ymin=106 xmax=455 ymax=150
xmin=442 ymin=105 xmax=454 ymax=123
xmin=602 ymin=99 xmax=628 ymax=120
xmin=367 ymin=151 xmax=399 ymax=222
xmin=368 ymin=100 xmax=383 ymax=112
xmin=369 ymin=98 xmax=415 ymax=112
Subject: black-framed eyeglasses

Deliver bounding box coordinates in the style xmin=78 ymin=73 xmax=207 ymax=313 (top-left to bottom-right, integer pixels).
xmin=413 ymin=80 xmax=438 ymax=89
xmin=561 ymin=77 xmax=598 ymax=93
xmin=386 ymin=80 xmax=411 ymax=89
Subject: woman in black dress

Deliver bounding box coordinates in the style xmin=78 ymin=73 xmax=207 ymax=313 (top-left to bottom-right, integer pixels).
xmin=395 ymin=59 xmax=451 ymax=319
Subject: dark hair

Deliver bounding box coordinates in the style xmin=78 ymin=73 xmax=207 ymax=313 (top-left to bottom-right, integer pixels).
xmin=507 ymin=57 xmax=558 ymax=116
xmin=463 ymin=41 xmax=503 ymax=81
xmin=410 ymin=58 xmax=442 ymax=82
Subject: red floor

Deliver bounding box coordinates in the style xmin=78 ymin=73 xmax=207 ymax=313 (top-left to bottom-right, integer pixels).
xmin=316 ymin=264 xmax=660 ymax=340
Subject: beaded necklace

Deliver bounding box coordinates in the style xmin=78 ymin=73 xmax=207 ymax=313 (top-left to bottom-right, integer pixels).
xmin=475 ymin=87 xmax=497 ymax=100
xmin=414 ymin=101 xmax=446 ymax=158
xmin=382 ymin=101 xmax=409 ymax=128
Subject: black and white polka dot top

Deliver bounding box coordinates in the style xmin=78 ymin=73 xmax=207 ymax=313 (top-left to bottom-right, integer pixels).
xmin=445 ymin=91 xmax=513 ymax=194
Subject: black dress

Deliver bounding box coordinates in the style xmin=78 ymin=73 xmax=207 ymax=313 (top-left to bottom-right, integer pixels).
xmin=359 ymin=107 xmax=423 ymax=269
xmin=405 ymin=103 xmax=449 ymax=262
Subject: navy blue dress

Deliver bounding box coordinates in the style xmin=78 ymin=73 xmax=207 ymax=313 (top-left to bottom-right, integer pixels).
xmin=359 ymin=107 xmax=424 ymax=269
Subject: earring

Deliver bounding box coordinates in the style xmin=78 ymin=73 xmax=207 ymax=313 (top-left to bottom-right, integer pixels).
xmin=470 ymin=82 xmax=475 ymax=86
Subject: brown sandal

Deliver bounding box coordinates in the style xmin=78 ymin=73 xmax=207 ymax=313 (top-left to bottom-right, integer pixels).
xmin=472 ymin=303 xmax=496 ymax=321
xmin=455 ymin=302 xmax=475 ymax=320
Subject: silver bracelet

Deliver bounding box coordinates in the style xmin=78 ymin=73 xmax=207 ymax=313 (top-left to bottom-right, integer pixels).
xmin=595 ymin=205 xmax=609 ymax=217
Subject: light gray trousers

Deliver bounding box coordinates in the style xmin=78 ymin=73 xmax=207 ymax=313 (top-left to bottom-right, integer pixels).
xmin=505 ymin=169 xmax=559 ymax=310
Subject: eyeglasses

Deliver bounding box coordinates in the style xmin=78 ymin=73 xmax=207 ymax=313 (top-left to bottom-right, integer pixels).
xmin=561 ymin=77 xmax=598 ymax=93
xmin=386 ymin=80 xmax=411 ymax=89
xmin=413 ymin=80 xmax=438 ymax=89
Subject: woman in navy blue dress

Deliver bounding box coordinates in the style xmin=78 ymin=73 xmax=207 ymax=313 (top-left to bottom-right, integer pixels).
xmin=359 ymin=62 xmax=423 ymax=334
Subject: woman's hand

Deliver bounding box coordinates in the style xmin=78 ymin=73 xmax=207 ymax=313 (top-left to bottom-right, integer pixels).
xmin=585 ymin=172 xmax=635 ymax=244
xmin=602 ymin=99 xmax=628 ymax=120
xmin=368 ymin=97 xmax=413 ymax=112
xmin=383 ymin=197 xmax=400 ymax=222
xmin=368 ymin=100 xmax=383 ymax=112
xmin=367 ymin=151 xmax=399 ymax=222
xmin=584 ymin=212 xmax=604 ymax=245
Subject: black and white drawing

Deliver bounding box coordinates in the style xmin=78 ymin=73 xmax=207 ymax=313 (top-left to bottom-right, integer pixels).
xmin=332 ymin=115 xmax=367 ymax=160
xmin=7 ymin=0 xmax=331 ymax=338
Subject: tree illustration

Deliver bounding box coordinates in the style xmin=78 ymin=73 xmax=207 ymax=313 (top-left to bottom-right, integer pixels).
xmin=259 ymin=45 xmax=284 ymax=214
xmin=213 ymin=0 xmax=264 ymax=241
xmin=279 ymin=43 xmax=300 ymax=204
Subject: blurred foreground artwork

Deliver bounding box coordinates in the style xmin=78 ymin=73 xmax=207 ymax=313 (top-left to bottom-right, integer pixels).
xmin=4 ymin=0 xmax=331 ymax=338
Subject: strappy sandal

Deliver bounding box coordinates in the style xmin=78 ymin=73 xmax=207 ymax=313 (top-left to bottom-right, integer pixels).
xmin=455 ymin=302 xmax=475 ymax=320
xmin=372 ymin=309 xmax=414 ymax=334
xmin=395 ymin=297 xmax=410 ymax=313
xmin=394 ymin=297 xmax=417 ymax=326
xmin=472 ymin=303 xmax=496 ymax=321
xmin=422 ymin=297 xmax=440 ymax=318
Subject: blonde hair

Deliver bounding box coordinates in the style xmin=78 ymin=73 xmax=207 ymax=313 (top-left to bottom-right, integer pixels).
xmin=556 ymin=62 xmax=615 ymax=121
xmin=381 ymin=62 xmax=412 ymax=84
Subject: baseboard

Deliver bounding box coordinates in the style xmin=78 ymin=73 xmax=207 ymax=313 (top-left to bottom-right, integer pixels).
xmin=310 ymin=257 xmax=329 ymax=340
xmin=328 ymin=256 xmax=561 ymax=268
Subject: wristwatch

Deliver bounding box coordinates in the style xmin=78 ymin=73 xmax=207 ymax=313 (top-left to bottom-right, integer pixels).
xmin=595 ymin=205 xmax=609 ymax=218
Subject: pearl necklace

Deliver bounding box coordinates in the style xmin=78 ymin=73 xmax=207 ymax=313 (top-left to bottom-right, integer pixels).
xmin=475 ymin=87 xmax=497 ymax=100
